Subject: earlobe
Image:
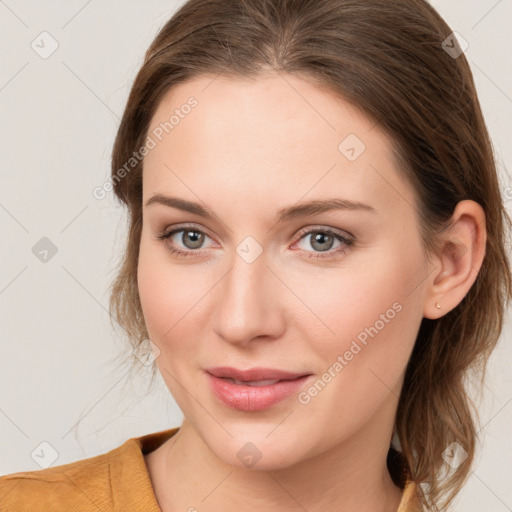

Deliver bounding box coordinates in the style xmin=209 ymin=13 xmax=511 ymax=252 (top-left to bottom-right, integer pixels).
xmin=423 ymin=200 xmax=486 ymax=319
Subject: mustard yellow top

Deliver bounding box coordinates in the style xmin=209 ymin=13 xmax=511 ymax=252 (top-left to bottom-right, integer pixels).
xmin=0 ymin=427 xmax=422 ymax=511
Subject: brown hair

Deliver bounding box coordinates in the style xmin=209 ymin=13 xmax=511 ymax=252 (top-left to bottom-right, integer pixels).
xmin=108 ymin=0 xmax=512 ymax=509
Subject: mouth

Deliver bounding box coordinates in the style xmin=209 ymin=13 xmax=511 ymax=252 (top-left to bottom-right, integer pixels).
xmin=219 ymin=377 xmax=285 ymax=386
xmin=204 ymin=365 xmax=311 ymax=382
xmin=204 ymin=367 xmax=313 ymax=412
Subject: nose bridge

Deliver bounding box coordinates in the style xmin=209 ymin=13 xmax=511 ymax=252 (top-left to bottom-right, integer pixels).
xmin=213 ymin=245 xmax=281 ymax=344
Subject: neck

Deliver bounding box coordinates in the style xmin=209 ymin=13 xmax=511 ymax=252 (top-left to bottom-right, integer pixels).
xmin=148 ymin=398 xmax=405 ymax=512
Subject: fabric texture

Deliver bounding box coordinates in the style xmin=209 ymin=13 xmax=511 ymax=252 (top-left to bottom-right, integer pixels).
xmin=0 ymin=427 xmax=422 ymax=511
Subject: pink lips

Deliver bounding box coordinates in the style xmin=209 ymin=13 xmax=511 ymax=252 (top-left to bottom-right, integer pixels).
xmin=204 ymin=366 xmax=313 ymax=412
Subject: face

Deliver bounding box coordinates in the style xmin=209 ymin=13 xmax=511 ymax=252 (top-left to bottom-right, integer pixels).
xmin=137 ymin=72 xmax=431 ymax=470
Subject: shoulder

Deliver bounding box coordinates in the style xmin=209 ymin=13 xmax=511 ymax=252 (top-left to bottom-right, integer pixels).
xmin=398 ymin=479 xmax=423 ymax=512
xmin=0 ymin=427 xmax=179 ymax=512
xmin=0 ymin=443 xmax=117 ymax=511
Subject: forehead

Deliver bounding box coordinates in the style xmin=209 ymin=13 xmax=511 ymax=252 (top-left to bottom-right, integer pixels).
xmin=142 ymin=73 xmax=417 ymax=220
xmin=146 ymin=72 xmax=378 ymax=155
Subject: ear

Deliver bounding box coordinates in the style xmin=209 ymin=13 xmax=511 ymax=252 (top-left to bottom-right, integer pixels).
xmin=423 ymin=200 xmax=487 ymax=319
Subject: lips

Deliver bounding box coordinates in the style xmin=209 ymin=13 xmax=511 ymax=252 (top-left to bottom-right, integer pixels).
xmin=204 ymin=366 xmax=310 ymax=382
xmin=204 ymin=366 xmax=313 ymax=411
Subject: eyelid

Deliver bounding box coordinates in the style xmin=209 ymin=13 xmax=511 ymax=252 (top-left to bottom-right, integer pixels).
xmin=294 ymin=224 xmax=355 ymax=242
xmin=160 ymin=222 xmax=216 ymax=242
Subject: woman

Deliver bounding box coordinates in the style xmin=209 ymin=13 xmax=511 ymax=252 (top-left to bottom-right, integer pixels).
xmin=1 ymin=0 xmax=510 ymax=510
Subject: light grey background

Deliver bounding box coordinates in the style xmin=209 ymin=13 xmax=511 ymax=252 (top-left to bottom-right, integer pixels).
xmin=0 ymin=1 xmax=511 ymax=510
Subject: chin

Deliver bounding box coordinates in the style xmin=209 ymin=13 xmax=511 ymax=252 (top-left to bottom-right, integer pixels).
xmin=206 ymin=432 xmax=308 ymax=472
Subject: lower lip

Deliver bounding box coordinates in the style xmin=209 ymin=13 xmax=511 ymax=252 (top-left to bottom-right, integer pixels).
xmin=206 ymin=372 xmax=312 ymax=412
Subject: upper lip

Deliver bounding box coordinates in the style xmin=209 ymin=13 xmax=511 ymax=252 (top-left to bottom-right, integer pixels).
xmin=205 ymin=366 xmax=311 ymax=382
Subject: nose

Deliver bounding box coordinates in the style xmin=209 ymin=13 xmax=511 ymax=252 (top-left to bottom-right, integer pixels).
xmin=212 ymin=250 xmax=285 ymax=347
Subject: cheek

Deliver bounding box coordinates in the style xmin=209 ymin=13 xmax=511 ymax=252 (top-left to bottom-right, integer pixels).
xmin=137 ymin=236 xmax=210 ymax=353
xmin=284 ymin=245 xmax=425 ymax=350
xmin=292 ymin=243 xmax=426 ymax=427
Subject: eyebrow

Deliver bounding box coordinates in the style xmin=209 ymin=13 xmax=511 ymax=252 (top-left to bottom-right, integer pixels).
xmin=145 ymin=194 xmax=376 ymax=223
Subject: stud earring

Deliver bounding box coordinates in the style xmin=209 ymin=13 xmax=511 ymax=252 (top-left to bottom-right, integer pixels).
xmin=435 ymin=302 xmax=441 ymax=309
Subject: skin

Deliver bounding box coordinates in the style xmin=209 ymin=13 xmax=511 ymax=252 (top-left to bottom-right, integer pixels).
xmin=137 ymin=72 xmax=486 ymax=512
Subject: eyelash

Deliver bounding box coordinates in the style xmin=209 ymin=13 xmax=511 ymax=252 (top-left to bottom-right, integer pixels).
xmin=156 ymin=224 xmax=354 ymax=260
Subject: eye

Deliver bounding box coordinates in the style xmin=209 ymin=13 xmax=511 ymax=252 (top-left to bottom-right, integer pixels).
xmin=293 ymin=227 xmax=354 ymax=259
xmin=157 ymin=224 xmax=214 ymax=257
xmin=156 ymin=224 xmax=354 ymax=260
